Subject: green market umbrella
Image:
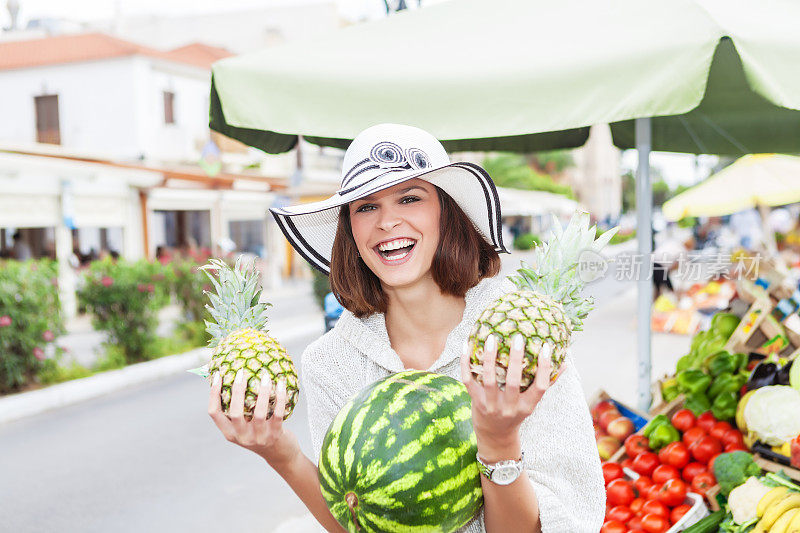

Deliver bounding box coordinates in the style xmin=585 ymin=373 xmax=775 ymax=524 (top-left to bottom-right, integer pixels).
xmin=209 ymin=0 xmax=800 ymax=409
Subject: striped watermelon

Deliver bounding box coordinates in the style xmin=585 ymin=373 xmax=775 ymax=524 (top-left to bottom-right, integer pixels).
xmin=318 ymin=370 xmax=483 ymax=532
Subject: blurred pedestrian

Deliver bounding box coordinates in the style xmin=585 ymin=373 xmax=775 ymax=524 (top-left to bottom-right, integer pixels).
xmin=12 ymin=231 xmax=31 ymax=260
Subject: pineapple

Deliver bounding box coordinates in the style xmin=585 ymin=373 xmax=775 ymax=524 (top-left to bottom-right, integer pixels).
xmin=198 ymin=256 xmax=299 ymax=420
xmin=469 ymin=212 xmax=616 ymax=390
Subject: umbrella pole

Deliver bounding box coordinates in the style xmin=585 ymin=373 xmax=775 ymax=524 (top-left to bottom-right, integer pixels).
xmin=635 ymin=117 xmax=653 ymax=412
xmin=757 ymin=203 xmax=777 ymax=255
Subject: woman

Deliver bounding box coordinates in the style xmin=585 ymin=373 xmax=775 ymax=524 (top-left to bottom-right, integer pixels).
xmin=208 ymin=124 xmax=605 ymax=532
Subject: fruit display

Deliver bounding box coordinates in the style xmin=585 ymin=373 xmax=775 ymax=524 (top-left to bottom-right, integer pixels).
xmin=193 ymin=256 xmax=299 ymax=420
xmin=469 ymin=212 xmax=616 ymax=388
xmin=590 ymin=396 xmax=648 ymax=460
xmin=716 ymin=471 xmax=800 ymax=531
xmin=318 ymin=371 xmax=482 ymax=533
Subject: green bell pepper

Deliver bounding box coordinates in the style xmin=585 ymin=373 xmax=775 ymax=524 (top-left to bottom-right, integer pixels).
xmin=677 ymin=369 xmax=712 ymax=395
xmin=711 ymin=391 xmax=738 ymax=421
xmin=648 ymin=421 xmax=681 ymax=451
xmin=708 ymin=351 xmax=738 ymax=377
xmin=708 ymin=372 xmax=742 ymax=399
xmin=684 ymin=391 xmax=712 ymax=416
xmin=643 ymin=414 xmax=670 ymax=438
xmin=733 ymin=352 xmax=748 ymax=371
xmin=676 ymin=354 xmax=693 ymax=372
xmin=661 ymin=377 xmax=680 ymax=402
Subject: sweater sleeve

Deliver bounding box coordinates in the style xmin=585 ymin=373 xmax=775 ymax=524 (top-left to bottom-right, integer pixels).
xmin=519 ymin=357 xmax=606 ymax=533
xmin=300 ymin=334 xmax=362 ymax=465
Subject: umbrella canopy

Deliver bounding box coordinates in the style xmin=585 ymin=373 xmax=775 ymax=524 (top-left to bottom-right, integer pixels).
xmin=663 ymin=154 xmax=800 ymax=221
xmin=210 ymin=0 xmax=800 ymax=155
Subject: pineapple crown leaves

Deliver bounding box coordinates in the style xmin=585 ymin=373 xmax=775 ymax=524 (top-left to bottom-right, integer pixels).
xmin=508 ymin=211 xmax=619 ymax=331
xmin=200 ymin=256 xmax=272 ymax=347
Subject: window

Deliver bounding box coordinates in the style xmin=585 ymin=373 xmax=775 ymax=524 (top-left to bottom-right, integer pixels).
xmin=34 ymin=94 xmax=60 ymax=145
xmin=163 ymin=91 xmax=175 ymax=124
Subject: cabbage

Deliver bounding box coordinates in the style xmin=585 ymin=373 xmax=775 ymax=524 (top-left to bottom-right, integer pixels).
xmin=743 ymin=385 xmax=800 ymax=445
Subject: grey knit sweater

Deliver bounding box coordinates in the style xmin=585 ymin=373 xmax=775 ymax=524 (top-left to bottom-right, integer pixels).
xmin=301 ymin=276 xmax=605 ymax=532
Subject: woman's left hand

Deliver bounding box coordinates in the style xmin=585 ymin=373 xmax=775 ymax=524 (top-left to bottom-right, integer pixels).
xmin=460 ymin=333 xmax=559 ymax=459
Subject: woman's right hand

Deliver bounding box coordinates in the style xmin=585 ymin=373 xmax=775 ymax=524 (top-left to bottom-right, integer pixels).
xmin=208 ymin=369 xmax=301 ymax=472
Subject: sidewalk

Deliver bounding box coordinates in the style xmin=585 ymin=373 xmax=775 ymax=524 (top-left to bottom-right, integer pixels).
xmin=571 ymin=286 xmax=690 ymax=408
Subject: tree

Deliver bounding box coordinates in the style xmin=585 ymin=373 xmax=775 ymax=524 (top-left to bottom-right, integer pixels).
xmin=482 ymin=153 xmax=575 ymax=198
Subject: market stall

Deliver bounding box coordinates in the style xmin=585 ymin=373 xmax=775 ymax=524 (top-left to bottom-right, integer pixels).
xmin=592 ymin=262 xmax=800 ymax=532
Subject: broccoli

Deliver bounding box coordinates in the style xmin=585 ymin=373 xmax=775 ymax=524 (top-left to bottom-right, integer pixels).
xmin=713 ymin=451 xmax=762 ymax=497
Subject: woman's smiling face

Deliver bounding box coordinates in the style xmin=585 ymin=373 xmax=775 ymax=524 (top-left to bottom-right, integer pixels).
xmin=348 ymin=178 xmax=441 ymax=290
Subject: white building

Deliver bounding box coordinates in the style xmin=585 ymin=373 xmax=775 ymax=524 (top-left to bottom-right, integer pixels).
xmin=0 ymin=32 xmax=231 ymax=162
xmin=569 ymin=125 xmax=623 ymax=221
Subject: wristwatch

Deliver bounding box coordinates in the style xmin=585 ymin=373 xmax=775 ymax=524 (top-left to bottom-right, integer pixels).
xmin=476 ymin=452 xmax=525 ymax=485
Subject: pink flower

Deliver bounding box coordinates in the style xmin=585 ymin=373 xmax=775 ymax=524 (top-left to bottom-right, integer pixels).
xmin=137 ymin=283 xmax=146 ymax=292
xmin=0 ymin=315 xmax=11 ymax=327
xmin=147 ymin=284 xmax=154 ymax=293
xmin=33 ymin=347 xmax=45 ymax=361
xmin=42 ymin=330 xmax=55 ymax=342
xmin=101 ymin=276 xmax=114 ymax=287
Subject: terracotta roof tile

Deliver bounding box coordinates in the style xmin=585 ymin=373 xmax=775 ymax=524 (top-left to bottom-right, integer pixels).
xmin=0 ymin=32 xmax=233 ymax=71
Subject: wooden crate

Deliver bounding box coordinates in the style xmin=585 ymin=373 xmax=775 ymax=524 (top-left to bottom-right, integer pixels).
xmin=725 ymin=297 xmax=773 ymax=353
xmin=754 ymin=455 xmax=800 ymax=483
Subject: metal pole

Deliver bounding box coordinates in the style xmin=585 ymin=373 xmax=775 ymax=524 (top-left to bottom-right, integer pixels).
xmin=635 ymin=117 xmax=653 ymax=412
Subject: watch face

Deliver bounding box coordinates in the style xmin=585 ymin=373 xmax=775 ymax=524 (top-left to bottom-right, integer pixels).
xmin=491 ymin=465 xmax=520 ymax=486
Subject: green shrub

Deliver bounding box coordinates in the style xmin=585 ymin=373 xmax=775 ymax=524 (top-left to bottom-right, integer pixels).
xmin=171 ymin=260 xmax=211 ymax=323
xmin=78 ymin=258 xmax=173 ymax=363
xmin=0 ymin=259 xmax=64 ymax=392
xmin=513 ymin=233 xmax=542 ymax=250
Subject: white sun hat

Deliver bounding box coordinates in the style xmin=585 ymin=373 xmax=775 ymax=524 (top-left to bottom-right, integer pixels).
xmin=269 ymin=123 xmax=509 ymax=274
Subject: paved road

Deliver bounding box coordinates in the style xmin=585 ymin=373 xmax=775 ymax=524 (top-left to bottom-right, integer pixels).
xmin=0 ymin=328 xmax=320 ymax=533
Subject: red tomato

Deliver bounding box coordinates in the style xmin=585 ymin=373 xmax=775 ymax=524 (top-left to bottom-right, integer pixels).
xmin=622 ymin=458 xmax=636 ymax=470
xmin=690 ymin=435 xmax=723 ymax=464
xmin=709 ymin=421 xmax=733 ymax=440
xmin=670 ymin=503 xmax=692 ymax=524
xmin=652 ymin=464 xmax=680 ymax=484
xmin=632 ymin=452 xmax=660 ymax=477
xmin=607 ymin=505 xmax=634 ymax=523
xmin=681 ymin=462 xmax=708 ymax=483
xmin=658 ymin=441 xmax=691 ymax=470
xmin=724 ymin=443 xmax=748 ymax=453
xmin=625 ymin=434 xmax=651 ymax=458
xmin=695 ymin=412 xmax=717 ymax=432
xmin=607 ymin=478 xmax=636 ymax=507
xmin=670 ymin=409 xmax=696 ymax=432
xmin=658 ymin=478 xmax=688 ymax=507
xmin=634 ymin=475 xmax=653 ymax=495
xmin=627 ymin=516 xmax=644 ymax=530
xmin=682 ymin=426 xmax=707 ymax=446
xmin=708 ymin=453 xmax=723 ymax=472
xmin=640 ymin=512 xmax=671 ymax=533
xmin=690 ymin=472 xmax=716 ymax=496
xmin=644 ymin=483 xmax=662 ymax=503
xmin=601 ymin=520 xmax=627 ymax=533
xmin=603 ymin=462 xmax=625 ymax=485
xmin=721 ymin=429 xmax=745 ymax=448
xmin=641 ymin=499 xmax=669 ymax=519
xmin=629 ymin=497 xmax=645 ymax=515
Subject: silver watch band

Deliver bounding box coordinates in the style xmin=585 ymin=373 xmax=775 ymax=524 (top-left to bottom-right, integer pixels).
xmin=476 ymin=451 xmax=525 ymax=485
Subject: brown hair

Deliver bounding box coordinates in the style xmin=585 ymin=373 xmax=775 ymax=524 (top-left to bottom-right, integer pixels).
xmin=329 ymin=185 xmax=501 ymax=318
